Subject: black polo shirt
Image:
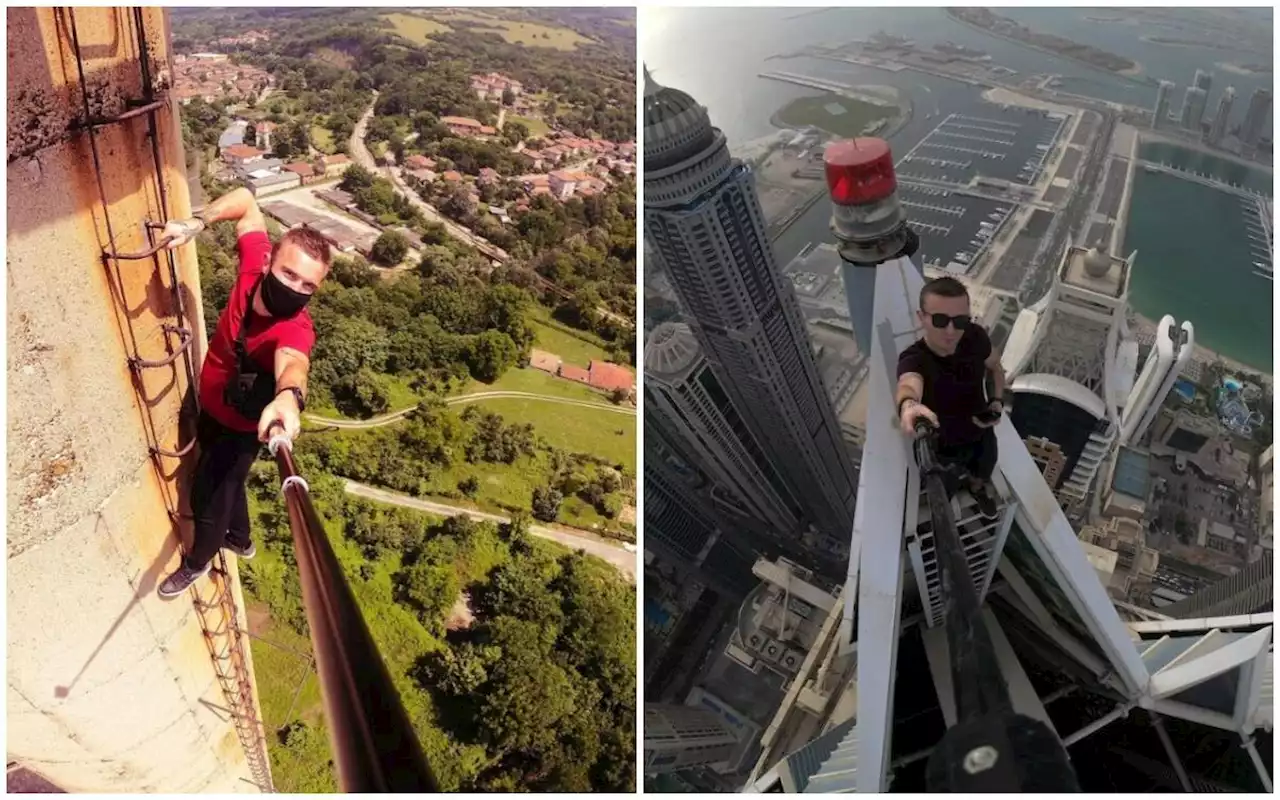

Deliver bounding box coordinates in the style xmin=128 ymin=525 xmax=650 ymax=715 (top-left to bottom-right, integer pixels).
xmin=897 ymin=324 xmax=992 ymax=446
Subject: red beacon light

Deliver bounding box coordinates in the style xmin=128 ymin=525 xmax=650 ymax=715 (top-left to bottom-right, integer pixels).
xmin=824 ymin=138 xmax=897 ymax=206
xmin=823 ymin=137 xmax=913 ymax=264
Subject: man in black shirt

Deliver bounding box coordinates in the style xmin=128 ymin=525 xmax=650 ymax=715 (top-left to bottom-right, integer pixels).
xmin=895 ymin=277 xmax=1006 ymax=518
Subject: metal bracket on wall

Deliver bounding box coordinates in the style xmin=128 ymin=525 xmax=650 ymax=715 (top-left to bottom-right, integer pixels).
xmin=75 ymin=97 xmax=169 ymax=132
xmin=128 ymin=324 xmax=192 ymax=371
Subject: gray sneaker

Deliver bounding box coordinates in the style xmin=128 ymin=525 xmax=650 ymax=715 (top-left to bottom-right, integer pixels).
xmin=225 ymin=538 xmax=256 ymax=559
xmin=157 ymin=561 xmax=211 ymax=598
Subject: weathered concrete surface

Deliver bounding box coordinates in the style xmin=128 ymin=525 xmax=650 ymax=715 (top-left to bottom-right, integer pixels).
xmin=7 ymin=8 xmax=265 ymax=792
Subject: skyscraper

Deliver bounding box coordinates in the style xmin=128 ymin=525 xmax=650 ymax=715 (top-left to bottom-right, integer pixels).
xmin=1181 ymin=86 xmax=1208 ymax=131
xmin=642 ymin=69 xmax=858 ymax=540
xmin=646 ymin=322 xmax=805 ymax=535
xmin=1241 ymin=87 xmax=1273 ymax=151
xmin=1209 ymin=86 xmax=1236 ymax=145
xmin=1003 ymin=245 xmax=1193 ymax=515
xmin=644 ymin=703 xmax=741 ymax=774
xmin=1193 ymin=68 xmax=1212 ymax=93
xmin=644 ymin=420 xmax=724 ymax=566
xmin=1152 ymin=80 xmax=1174 ymax=130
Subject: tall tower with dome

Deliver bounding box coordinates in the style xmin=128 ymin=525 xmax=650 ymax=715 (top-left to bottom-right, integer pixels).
xmin=642 ymin=68 xmax=858 ymax=543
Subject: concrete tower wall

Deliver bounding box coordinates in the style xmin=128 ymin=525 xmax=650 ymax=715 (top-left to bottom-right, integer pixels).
xmin=8 ymin=7 xmax=266 ymax=792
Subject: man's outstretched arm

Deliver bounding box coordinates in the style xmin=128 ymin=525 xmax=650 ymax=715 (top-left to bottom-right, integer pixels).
xmin=163 ymin=187 xmax=266 ymax=248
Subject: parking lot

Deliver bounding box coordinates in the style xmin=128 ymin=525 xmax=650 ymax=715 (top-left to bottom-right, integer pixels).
xmin=898 ymin=108 xmax=1069 ymax=187
xmin=899 ymin=183 xmax=1013 ymax=274
xmin=1097 ymin=157 xmax=1128 ymax=220
xmin=987 ymin=207 xmax=1055 ymax=291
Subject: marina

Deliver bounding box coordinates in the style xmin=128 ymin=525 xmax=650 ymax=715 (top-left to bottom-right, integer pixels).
xmin=897 ymin=109 xmax=1068 ymax=187
xmin=1137 ymin=159 xmax=1272 ymax=202
xmin=1243 ymin=196 xmax=1273 ymax=281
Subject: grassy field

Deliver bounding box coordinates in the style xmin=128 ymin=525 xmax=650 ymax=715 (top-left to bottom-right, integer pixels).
xmin=382 ymin=12 xmax=452 ymax=45
xmin=243 ymin=492 xmax=599 ymax=791
xmin=419 ymin=453 xmax=618 ymax=531
xmin=529 ymin=311 xmax=618 ymax=371
xmin=775 ymin=94 xmax=897 ymax=138
xmin=469 ymin=396 xmax=635 ymax=470
xmin=397 ymin=9 xmax=590 ymax=50
xmin=310 ymin=125 xmax=335 ymax=154
xmin=462 ymin=363 xmax=607 ymax=403
xmin=508 ymin=114 xmax=550 ymax=137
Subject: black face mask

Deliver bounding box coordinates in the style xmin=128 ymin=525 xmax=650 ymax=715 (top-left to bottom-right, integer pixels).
xmin=260 ymin=268 xmax=312 ymax=318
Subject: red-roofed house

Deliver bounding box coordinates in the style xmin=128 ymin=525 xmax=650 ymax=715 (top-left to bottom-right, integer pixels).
xmin=317 ymin=153 xmax=351 ymax=178
xmin=529 ymin=348 xmax=562 ymax=374
xmin=442 ymin=170 xmax=463 ymax=183
xmin=282 ymin=161 xmax=317 ymax=184
xmin=405 ymin=154 xmax=435 ymax=170
xmin=548 ymin=169 xmax=579 ymax=200
xmin=441 ymin=116 xmax=484 ymax=136
xmin=479 ymin=125 xmax=497 ymax=136
xmin=221 ymin=144 xmax=264 ymax=166
xmin=559 ymin=364 xmax=590 ymax=384
xmin=588 ymin=361 xmax=634 ymax=393
xmin=518 ymin=150 xmax=545 ymax=170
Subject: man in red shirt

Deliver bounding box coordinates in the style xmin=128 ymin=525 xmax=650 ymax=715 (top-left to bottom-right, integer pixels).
xmin=896 ymin=277 xmax=1007 ymax=520
xmin=158 ymin=187 xmax=331 ymax=598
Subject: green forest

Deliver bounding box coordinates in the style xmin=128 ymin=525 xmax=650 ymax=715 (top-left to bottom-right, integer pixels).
xmin=242 ymin=467 xmax=635 ymax=792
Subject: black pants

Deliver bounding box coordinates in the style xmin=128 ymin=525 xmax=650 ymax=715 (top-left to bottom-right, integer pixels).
xmin=185 ymin=412 xmax=261 ymax=570
xmin=936 ymin=426 xmax=998 ymax=483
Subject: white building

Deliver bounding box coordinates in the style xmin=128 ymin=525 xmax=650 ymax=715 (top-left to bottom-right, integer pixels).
xmin=1152 ymin=80 xmax=1174 ymax=130
xmin=1209 ymin=86 xmax=1236 ymax=146
xmin=644 ymin=702 xmax=741 ymax=774
xmin=1002 ymin=245 xmax=1193 ymax=517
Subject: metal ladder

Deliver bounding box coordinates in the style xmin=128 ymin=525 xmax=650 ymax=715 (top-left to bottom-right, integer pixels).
xmin=908 ymin=487 xmax=1016 ymax=628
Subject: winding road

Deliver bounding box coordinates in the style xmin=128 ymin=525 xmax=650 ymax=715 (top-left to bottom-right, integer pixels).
xmin=304 ymin=389 xmax=635 ymax=430
xmin=344 ymin=481 xmax=636 ymax=580
xmin=350 ymin=97 xmax=509 ymax=260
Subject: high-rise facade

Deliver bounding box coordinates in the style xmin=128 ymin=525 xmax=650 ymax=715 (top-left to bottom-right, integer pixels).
xmin=1241 ymin=87 xmax=1272 ymax=152
xmin=1152 ymin=80 xmax=1174 ymax=130
xmin=1181 ymin=86 xmax=1208 ymax=131
xmin=644 ymin=703 xmax=741 ymax=775
xmin=642 ymin=70 xmax=858 ymax=540
xmin=646 ymin=322 xmax=805 ymax=535
xmin=1209 ymin=86 xmax=1236 ymax=145
xmin=1193 ymin=68 xmax=1212 ymax=93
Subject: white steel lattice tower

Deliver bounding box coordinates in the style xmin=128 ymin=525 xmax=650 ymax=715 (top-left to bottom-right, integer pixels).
xmin=642 ymin=69 xmax=857 ymax=539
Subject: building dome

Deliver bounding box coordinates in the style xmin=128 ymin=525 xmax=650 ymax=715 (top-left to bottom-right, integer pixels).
xmin=1083 ymin=246 xmax=1111 ymax=278
xmin=645 ymin=322 xmax=702 ymax=379
xmin=643 ymin=66 xmax=717 ymax=172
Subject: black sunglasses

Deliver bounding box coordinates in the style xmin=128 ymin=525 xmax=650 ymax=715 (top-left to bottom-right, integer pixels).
xmin=927 ymin=313 xmax=971 ymax=330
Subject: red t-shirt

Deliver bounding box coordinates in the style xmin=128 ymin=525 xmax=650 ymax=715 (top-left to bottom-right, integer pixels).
xmin=200 ymin=231 xmax=315 ymax=432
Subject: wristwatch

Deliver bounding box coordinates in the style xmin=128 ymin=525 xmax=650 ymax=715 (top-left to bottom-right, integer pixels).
xmin=278 ymin=386 xmax=306 ymax=412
